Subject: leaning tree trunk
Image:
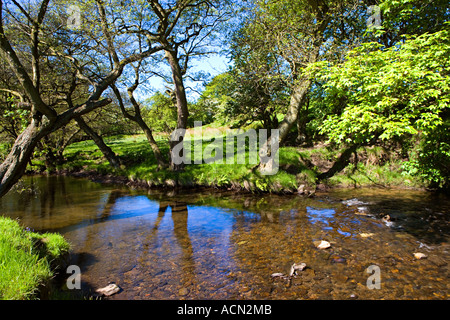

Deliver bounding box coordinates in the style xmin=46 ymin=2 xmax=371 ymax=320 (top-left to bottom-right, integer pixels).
xmin=277 ymin=77 xmax=312 ymax=145
xmin=75 ymin=116 xmax=121 ymax=168
xmin=257 ymin=77 xmax=312 ymax=175
xmin=165 ymin=49 xmax=189 ymax=172
xmin=0 ymin=120 xmax=49 ymax=197
xmin=136 ymin=117 xmax=167 ymax=168
xmin=317 ymin=144 xmax=360 ymax=181
xmin=111 ymin=83 xmax=167 ymax=169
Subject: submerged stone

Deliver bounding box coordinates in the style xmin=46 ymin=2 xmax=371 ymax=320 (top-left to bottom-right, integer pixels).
xmin=414 ymin=252 xmax=428 ymax=260
xmin=96 ymin=283 xmax=121 ymax=297
xmin=315 ymin=240 xmax=331 ymax=250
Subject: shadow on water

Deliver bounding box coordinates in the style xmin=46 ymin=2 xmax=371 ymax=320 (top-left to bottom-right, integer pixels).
xmin=1 ymin=176 xmax=449 ymax=299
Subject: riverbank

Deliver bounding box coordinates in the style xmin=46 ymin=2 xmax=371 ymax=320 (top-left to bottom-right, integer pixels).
xmin=35 ymin=133 xmax=427 ymax=194
xmin=0 ymin=217 xmax=70 ymax=300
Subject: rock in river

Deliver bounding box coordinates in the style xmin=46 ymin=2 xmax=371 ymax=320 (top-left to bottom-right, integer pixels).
xmin=414 ymin=252 xmax=428 ymax=260
xmin=271 ymin=273 xmax=286 ymax=279
xmin=289 ymin=263 xmax=307 ymax=276
xmin=179 ymin=288 xmax=189 ymax=296
xmin=95 ymin=283 xmax=121 ymax=297
xmin=315 ymin=240 xmax=331 ymax=250
xmin=359 ymin=233 xmax=375 ymax=238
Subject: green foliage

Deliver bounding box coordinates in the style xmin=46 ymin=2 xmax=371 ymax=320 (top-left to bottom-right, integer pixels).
xmin=318 ymin=28 xmax=450 ymax=143
xmin=222 ymin=13 xmax=292 ymax=129
xmin=316 ymin=26 xmax=450 ymax=187
xmin=402 ymin=122 xmax=450 ymax=189
xmin=0 ymin=96 xmax=29 ymax=141
xmin=195 ymin=72 xmax=236 ymax=124
xmin=224 ymin=65 xmax=289 ymax=129
xmin=0 ymin=217 xmax=70 ymax=300
xmin=2 ymin=0 xmax=449 ymax=192
xmin=143 ymin=92 xmax=177 ymax=133
xmin=379 ymin=0 xmax=450 ymax=39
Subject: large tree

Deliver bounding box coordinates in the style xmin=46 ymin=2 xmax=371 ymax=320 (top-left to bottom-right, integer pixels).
xmin=228 ymin=0 xmax=367 ymax=174
xmin=237 ymin=0 xmax=366 ymax=146
xmin=0 ymin=0 xmax=165 ymax=197
xmin=143 ymin=0 xmax=232 ymax=170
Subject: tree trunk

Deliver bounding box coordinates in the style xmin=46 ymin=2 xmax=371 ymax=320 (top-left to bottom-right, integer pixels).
xmin=296 ymin=96 xmax=311 ymax=146
xmin=165 ymin=49 xmax=189 ymax=172
xmin=266 ymin=5 xmax=330 ymax=147
xmin=136 ymin=117 xmax=167 ymax=168
xmin=317 ymin=144 xmax=360 ymax=181
xmin=0 ymin=120 xmax=47 ymax=197
xmin=75 ymin=116 xmax=121 ymax=168
xmin=55 ymin=127 xmax=82 ymax=162
xmin=111 ymin=84 xmax=167 ymax=168
xmin=42 ymin=136 xmax=58 ymax=172
xmin=257 ymin=77 xmax=312 ymax=175
xmin=278 ymin=77 xmax=312 ymax=145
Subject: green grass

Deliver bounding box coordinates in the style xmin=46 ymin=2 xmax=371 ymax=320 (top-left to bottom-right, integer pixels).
xmin=60 ymin=131 xmax=311 ymax=192
xmin=0 ymin=217 xmax=70 ymax=300
xmin=326 ymin=161 xmax=422 ymax=189
xmin=322 ymin=146 xmax=423 ymax=189
xmin=55 ymin=125 xmax=424 ymax=192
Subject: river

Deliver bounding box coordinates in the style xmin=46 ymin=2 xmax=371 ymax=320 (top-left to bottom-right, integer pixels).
xmin=0 ymin=175 xmax=448 ymax=299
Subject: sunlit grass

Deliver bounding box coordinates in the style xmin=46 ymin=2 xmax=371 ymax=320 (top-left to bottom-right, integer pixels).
xmin=0 ymin=217 xmax=70 ymax=300
xmin=60 ymin=125 xmax=424 ymax=191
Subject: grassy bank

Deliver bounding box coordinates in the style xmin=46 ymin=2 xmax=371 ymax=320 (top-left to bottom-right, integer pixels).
xmin=0 ymin=217 xmax=70 ymax=300
xmin=43 ymin=126 xmax=425 ymax=192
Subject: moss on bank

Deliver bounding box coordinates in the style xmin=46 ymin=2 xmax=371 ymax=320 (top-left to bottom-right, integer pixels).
xmin=0 ymin=217 xmax=70 ymax=300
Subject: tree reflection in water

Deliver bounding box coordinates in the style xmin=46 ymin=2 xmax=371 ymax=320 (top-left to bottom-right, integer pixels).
xmin=0 ymin=176 xmax=449 ymax=299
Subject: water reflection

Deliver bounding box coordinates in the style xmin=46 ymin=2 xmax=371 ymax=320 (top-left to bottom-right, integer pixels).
xmin=0 ymin=176 xmax=449 ymax=299
xmin=307 ymin=207 xmax=336 ymax=229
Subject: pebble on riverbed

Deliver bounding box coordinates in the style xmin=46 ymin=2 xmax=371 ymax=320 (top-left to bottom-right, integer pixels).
xmin=179 ymin=288 xmax=189 ymax=296
xmin=315 ymin=240 xmax=331 ymax=250
xmin=271 ymin=272 xmax=286 ymax=279
xmin=359 ymin=233 xmax=375 ymax=238
xmin=289 ymin=263 xmax=307 ymax=276
xmin=95 ymin=283 xmax=121 ymax=297
xmin=414 ymin=252 xmax=428 ymax=260
xmin=271 ymin=263 xmax=307 ymax=279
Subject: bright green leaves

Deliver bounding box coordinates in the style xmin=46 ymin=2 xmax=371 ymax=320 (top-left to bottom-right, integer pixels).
xmin=143 ymin=92 xmax=178 ymax=133
xmin=316 ymin=24 xmax=450 ymax=187
xmin=402 ymin=121 xmax=450 ymax=188
xmin=318 ymin=26 xmax=450 ymax=146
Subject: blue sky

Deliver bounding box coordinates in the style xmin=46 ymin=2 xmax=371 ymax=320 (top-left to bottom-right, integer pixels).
xmin=139 ymin=53 xmax=232 ymax=102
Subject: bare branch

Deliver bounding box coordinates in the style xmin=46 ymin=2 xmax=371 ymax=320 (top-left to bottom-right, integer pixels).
xmin=0 ymin=88 xmax=25 ymax=102
xmin=96 ymin=0 xmax=120 ymax=67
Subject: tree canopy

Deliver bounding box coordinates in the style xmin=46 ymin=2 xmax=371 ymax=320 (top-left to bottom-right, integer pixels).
xmin=0 ymin=0 xmax=449 ymax=195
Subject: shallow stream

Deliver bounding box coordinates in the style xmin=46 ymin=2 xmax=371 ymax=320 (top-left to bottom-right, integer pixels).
xmin=1 ymin=176 xmax=448 ymax=299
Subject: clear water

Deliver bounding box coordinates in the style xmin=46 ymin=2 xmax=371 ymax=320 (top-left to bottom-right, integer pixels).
xmin=1 ymin=176 xmax=448 ymax=299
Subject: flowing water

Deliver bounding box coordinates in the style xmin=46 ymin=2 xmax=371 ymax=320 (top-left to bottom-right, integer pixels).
xmin=1 ymin=175 xmax=449 ymax=299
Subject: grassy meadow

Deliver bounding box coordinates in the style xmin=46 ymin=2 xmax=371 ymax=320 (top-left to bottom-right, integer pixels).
xmin=42 ymin=124 xmax=425 ymax=193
